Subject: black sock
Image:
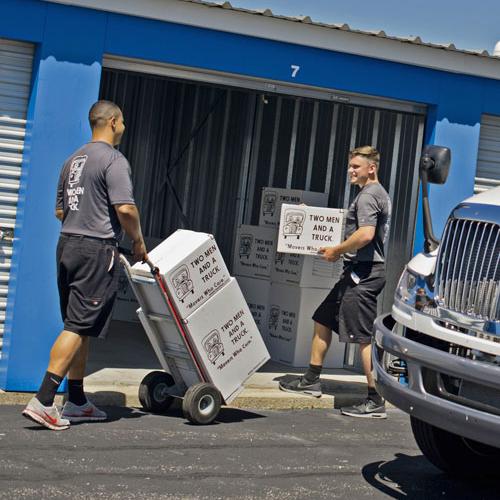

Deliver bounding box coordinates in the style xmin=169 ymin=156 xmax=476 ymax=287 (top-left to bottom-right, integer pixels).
xmin=68 ymin=379 xmax=87 ymax=406
xmin=36 ymin=371 xmax=63 ymax=407
xmin=303 ymin=364 xmax=322 ymax=383
xmin=368 ymin=386 xmax=384 ymax=405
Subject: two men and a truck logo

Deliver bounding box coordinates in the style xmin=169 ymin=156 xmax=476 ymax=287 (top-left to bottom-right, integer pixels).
xmin=262 ymin=190 xmax=277 ymax=216
xmin=274 ymin=252 xmax=285 ymax=266
xmin=202 ymin=330 xmax=225 ymax=364
xmin=282 ymin=209 xmax=305 ymax=239
xmin=239 ymin=234 xmax=253 ymax=259
xmin=268 ymin=305 xmax=280 ymax=330
xmin=171 ymin=265 xmax=194 ymax=303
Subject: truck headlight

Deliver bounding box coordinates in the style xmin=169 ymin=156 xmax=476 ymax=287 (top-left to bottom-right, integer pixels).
xmin=395 ymin=267 xmax=419 ymax=304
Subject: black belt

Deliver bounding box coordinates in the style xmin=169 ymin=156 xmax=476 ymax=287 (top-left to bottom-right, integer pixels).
xmin=61 ymin=233 xmax=118 ymax=246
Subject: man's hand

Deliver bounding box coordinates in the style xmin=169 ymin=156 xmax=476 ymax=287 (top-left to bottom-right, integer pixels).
xmin=318 ymin=246 xmax=342 ymax=262
xmin=132 ymin=239 xmax=148 ymax=263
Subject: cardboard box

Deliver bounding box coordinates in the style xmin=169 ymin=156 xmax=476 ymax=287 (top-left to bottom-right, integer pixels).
xmin=272 ymin=252 xmax=343 ymax=288
xmin=232 ymin=225 xmax=276 ymax=280
xmin=235 ymin=275 xmax=271 ymax=340
xmin=134 ymin=230 xmax=231 ymax=320
xmin=184 ymin=278 xmax=270 ymax=402
xmin=266 ymin=283 xmax=345 ymax=368
xmin=259 ymin=187 xmax=328 ymax=228
xmin=277 ymin=204 xmax=344 ymax=255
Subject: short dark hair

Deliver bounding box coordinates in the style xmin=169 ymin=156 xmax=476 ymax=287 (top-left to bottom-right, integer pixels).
xmin=88 ymin=100 xmax=122 ymax=129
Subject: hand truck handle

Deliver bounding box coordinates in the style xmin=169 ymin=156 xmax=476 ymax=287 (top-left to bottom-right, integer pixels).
xmin=144 ymin=258 xmax=159 ymax=275
xmin=118 ymin=247 xmax=158 ymax=275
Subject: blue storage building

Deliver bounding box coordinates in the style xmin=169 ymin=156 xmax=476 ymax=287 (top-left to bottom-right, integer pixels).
xmin=1 ymin=0 xmax=499 ymax=390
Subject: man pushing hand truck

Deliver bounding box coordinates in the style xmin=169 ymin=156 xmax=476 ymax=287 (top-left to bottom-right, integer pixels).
xmin=22 ymin=100 xmax=147 ymax=431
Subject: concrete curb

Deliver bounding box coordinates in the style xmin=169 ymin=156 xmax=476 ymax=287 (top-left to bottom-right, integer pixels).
xmin=1 ymin=364 xmax=369 ymax=411
xmin=1 ymin=386 xmax=366 ymax=411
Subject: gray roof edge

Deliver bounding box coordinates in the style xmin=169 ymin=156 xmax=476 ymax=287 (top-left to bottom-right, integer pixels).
xmin=184 ymin=0 xmax=495 ymax=59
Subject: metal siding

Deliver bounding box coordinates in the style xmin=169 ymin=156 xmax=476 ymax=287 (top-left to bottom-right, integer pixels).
xmin=475 ymin=114 xmax=500 ymax=193
xmin=100 ymin=69 xmax=255 ymax=263
xmin=0 ymin=38 xmax=33 ymax=353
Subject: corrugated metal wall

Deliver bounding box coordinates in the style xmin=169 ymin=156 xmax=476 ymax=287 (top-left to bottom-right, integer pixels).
xmin=0 ymin=39 xmax=33 ymax=354
xmin=100 ymin=68 xmax=425 ymax=313
xmin=245 ymin=95 xmax=425 ymax=312
xmin=475 ymin=114 xmax=500 ymax=193
xmin=100 ymin=70 xmax=256 ymax=263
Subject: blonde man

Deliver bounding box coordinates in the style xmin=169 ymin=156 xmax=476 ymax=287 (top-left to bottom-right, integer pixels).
xmin=280 ymin=146 xmax=391 ymax=418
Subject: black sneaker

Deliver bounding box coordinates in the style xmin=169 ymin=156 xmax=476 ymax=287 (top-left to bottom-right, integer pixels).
xmin=278 ymin=377 xmax=322 ymax=398
xmin=340 ymin=398 xmax=387 ymax=419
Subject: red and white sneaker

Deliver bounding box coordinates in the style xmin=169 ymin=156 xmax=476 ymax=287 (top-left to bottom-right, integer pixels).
xmin=61 ymin=400 xmax=107 ymax=422
xmin=22 ymin=397 xmax=70 ymax=431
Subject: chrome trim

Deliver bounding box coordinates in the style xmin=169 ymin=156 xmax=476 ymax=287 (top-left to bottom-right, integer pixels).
xmin=393 ymin=298 xmax=500 ymax=353
xmin=373 ymin=313 xmax=500 ymax=448
xmin=451 ymin=202 xmax=500 ymax=225
xmin=435 ymin=205 xmax=499 ymax=321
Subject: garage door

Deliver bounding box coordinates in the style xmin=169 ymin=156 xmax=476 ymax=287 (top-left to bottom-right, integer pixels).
xmin=0 ymin=39 xmax=33 ymax=354
xmin=475 ymin=114 xmax=500 ymax=193
xmin=100 ymin=63 xmax=425 ymax=317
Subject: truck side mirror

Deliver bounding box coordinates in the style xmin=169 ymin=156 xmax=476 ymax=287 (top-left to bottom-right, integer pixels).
xmin=419 ymin=145 xmax=452 ymax=253
xmin=419 ymin=145 xmax=451 ymax=185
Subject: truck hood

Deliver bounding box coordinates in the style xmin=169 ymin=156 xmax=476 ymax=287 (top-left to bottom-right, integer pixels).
xmin=462 ymin=186 xmax=500 ymax=206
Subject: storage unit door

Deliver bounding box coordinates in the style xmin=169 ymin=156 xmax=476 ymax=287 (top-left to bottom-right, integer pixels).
xmin=0 ymin=39 xmax=34 ymax=355
xmin=99 ymin=66 xmax=425 ymax=319
xmin=475 ymin=114 xmax=500 ymax=193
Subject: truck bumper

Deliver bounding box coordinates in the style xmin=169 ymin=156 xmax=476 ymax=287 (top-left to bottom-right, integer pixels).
xmin=373 ymin=313 xmax=500 ymax=448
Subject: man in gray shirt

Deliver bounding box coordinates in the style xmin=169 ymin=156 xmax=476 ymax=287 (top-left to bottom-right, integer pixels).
xmin=23 ymin=101 xmax=148 ymax=430
xmin=280 ymin=146 xmax=391 ymax=418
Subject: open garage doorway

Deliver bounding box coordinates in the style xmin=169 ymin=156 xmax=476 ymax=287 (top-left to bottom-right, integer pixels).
xmin=94 ymin=62 xmax=425 ymax=372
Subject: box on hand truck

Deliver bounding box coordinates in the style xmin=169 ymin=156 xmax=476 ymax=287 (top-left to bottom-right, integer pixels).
xmin=121 ymin=230 xmax=270 ymax=425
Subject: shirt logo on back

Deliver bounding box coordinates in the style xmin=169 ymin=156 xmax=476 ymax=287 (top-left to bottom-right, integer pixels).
xmin=67 ymin=155 xmax=87 ymax=211
xmin=69 ymin=155 xmax=87 ymax=187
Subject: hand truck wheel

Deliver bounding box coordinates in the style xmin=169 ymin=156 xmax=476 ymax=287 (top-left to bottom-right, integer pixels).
xmin=182 ymin=382 xmax=222 ymax=425
xmin=139 ymin=371 xmax=175 ymax=413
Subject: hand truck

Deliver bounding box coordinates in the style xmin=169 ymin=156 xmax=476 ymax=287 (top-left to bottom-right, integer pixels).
xmin=120 ymin=255 xmax=227 ymax=425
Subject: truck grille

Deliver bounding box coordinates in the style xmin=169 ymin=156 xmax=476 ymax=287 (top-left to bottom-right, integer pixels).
xmin=436 ymin=218 xmax=500 ymax=320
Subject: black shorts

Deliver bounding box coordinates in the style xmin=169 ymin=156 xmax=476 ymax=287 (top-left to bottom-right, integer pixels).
xmin=312 ymin=262 xmax=386 ymax=344
xmin=57 ymin=234 xmax=120 ymax=338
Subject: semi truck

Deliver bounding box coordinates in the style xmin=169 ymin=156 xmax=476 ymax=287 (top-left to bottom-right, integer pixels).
xmin=373 ymin=145 xmax=500 ymax=477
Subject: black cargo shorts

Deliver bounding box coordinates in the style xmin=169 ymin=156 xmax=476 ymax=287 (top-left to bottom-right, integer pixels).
xmin=56 ymin=234 xmax=120 ymax=338
xmin=312 ymin=261 xmax=386 ymax=344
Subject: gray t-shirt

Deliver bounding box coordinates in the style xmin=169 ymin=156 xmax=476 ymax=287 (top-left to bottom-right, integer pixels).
xmin=344 ymin=182 xmax=391 ymax=263
xmin=56 ymin=141 xmax=135 ymax=240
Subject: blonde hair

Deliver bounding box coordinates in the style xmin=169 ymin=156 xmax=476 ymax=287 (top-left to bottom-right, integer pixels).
xmin=349 ymin=145 xmax=380 ymax=168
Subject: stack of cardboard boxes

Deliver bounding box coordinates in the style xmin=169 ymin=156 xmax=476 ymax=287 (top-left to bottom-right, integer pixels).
xmin=234 ymin=188 xmax=346 ymax=368
xmin=133 ymin=230 xmax=270 ymax=401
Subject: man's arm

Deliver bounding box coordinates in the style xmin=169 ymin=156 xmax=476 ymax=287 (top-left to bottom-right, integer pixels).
xmin=55 ymin=209 xmax=64 ymax=221
xmin=114 ymin=204 xmax=148 ymax=262
xmin=318 ymin=226 xmax=375 ymax=262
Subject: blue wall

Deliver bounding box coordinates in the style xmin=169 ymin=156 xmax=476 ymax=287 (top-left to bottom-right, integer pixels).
xmin=1 ymin=0 xmax=500 ymax=389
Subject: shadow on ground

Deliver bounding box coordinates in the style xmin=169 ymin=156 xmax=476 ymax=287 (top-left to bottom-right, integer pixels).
xmin=362 ymin=453 xmax=500 ymax=499
xmin=86 ymin=320 xmax=161 ymax=375
xmin=123 ymin=403 xmax=265 ymax=426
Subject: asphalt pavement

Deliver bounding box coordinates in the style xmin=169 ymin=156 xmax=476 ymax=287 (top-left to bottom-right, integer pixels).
xmin=1 ymin=405 xmax=499 ymax=499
